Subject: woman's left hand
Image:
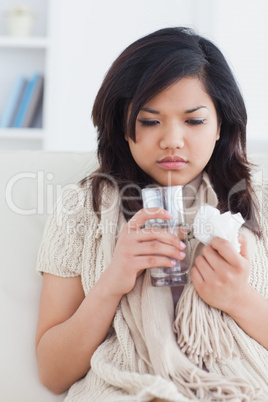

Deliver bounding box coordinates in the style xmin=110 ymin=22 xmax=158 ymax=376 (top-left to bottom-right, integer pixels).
xmin=190 ymin=234 xmax=250 ymax=314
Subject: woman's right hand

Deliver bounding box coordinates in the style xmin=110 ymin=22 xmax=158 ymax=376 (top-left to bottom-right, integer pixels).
xmin=35 ymin=208 xmax=185 ymax=394
xmin=103 ymin=207 xmax=186 ymax=297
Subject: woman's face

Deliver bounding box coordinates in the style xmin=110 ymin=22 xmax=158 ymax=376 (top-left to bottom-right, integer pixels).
xmin=126 ymin=77 xmax=221 ymax=186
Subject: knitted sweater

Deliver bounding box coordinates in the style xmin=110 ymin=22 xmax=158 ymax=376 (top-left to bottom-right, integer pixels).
xmin=37 ymin=173 xmax=268 ymax=401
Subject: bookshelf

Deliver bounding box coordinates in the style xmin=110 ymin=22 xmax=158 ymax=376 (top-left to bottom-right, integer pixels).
xmin=0 ymin=36 xmax=49 ymax=48
xmin=0 ymin=128 xmax=43 ymax=140
xmin=0 ymin=0 xmax=50 ymax=150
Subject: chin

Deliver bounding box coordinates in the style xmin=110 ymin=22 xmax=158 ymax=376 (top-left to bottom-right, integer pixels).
xmin=155 ymin=173 xmax=197 ymax=187
xmin=155 ymin=178 xmax=187 ymax=187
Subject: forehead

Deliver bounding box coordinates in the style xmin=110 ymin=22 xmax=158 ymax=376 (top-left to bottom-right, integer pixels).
xmin=142 ymin=77 xmax=215 ymax=111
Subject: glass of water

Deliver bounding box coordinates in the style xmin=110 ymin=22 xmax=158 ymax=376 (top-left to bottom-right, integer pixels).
xmin=141 ymin=185 xmax=189 ymax=287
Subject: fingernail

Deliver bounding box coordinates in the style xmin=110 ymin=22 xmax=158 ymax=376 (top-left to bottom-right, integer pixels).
xmin=180 ymin=252 xmax=186 ymax=258
xmin=180 ymin=241 xmax=186 ymax=249
xmin=171 ymin=259 xmax=176 ymax=265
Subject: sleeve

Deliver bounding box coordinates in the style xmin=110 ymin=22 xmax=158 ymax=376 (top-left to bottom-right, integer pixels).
xmin=36 ymin=185 xmax=89 ymax=277
xmin=253 ymin=179 xmax=268 ymax=234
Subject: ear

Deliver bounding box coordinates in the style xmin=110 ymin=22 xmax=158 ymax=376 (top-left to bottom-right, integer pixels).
xmin=124 ymin=134 xmax=129 ymax=142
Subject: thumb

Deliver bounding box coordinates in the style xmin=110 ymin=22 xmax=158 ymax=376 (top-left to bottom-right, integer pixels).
xmin=238 ymin=234 xmax=248 ymax=259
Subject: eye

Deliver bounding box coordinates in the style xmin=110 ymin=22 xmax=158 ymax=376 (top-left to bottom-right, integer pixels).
xmin=186 ymin=119 xmax=205 ymax=126
xmin=137 ymin=119 xmax=160 ymax=127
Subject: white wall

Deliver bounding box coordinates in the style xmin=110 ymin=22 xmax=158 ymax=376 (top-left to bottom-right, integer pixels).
xmin=45 ymin=0 xmax=268 ymax=153
xmin=45 ymin=0 xmax=199 ymax=151
xmin=0 ymin=0 xmax=48 ymax=116
xmin=213 ymin=0 xmax=268 ymax=152
xmin=0 ymin=0 xmax=48 ymax=36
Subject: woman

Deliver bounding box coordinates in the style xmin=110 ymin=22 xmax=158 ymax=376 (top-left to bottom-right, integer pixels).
xmin=35 ymin=27 xmax=268 ymax=401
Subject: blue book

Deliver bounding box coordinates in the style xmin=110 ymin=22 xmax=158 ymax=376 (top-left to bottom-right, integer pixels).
xmin=13 ymin=73 xmax=41 ymax=128
xmin=0 ymin=76 xmax=27 ymax=128
xmin=23 ymin=75 xmax=44 ymax=128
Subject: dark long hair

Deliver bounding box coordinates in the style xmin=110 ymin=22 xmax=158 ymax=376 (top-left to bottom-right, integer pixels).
xmin=82 ymin=27 xmax=260 ymax=235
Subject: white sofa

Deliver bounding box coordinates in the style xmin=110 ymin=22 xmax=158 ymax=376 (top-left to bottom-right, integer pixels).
xmin=1 ymin=150 xmax=268 ymax=402
xmin=1 ymin=151 xmax=97 ymax=402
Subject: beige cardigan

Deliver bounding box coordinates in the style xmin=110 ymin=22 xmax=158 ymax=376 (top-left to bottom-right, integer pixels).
xmin=37 ymin=173 xmax=268 ymax=401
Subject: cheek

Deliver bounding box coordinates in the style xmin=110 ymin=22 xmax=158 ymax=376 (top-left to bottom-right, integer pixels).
xmin=128 ymin=141 xmax=145 ymax=165
xmin=188 ymin=133 xmax=217 ymax=160
xmin=130 ymin=134 xmax=154 ymax=156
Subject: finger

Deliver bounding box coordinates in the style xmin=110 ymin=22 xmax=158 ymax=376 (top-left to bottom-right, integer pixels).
xmin=134 ymin=255 xmax=178 ymax=270
xmin=135 ymin=241 xmax=186 ymax=261
xmin=128 ymin=207 xmax=172 ymax=230
xmin=210 ymin=237 xmax=241 ymax=266
xmin=238 ymin=234 xmax=249 ymax=259
xmin=194 ymin=254 xmax=214 ymax=281
xmin=190 ymin=265 xmax=205 ymax=284
xmin=202 ymin=245 xmax=220 ymax=271
xmin=136 ymin=227 xmax=186 ymax=250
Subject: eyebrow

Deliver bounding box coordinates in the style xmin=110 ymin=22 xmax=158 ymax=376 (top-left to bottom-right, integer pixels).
xmin=185 ymin=106 xmax=208 ymax=113
xmin=140 ymin=107 xmax=160 ymax=114
xmin=140 ymin=105 xmax=208 ymax=115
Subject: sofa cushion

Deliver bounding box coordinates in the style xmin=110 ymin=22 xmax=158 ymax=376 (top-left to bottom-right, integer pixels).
xmin=0 ymin=150 xmax=267 ymax=401
xmin=0 ymin=151 xmax=96 ymax=402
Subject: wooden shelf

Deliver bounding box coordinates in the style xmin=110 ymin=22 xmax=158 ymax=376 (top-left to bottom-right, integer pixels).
xmin=0 ymin=128 xmax=43 ymax=140
xmin=0 ymin=36 xmax=49 ymax=49
xmin=0 ymin=2 xmax=50 ymax=151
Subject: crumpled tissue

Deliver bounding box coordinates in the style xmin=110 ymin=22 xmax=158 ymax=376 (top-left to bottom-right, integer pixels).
xmin=193 ymin=205 xmax=245 ymax=252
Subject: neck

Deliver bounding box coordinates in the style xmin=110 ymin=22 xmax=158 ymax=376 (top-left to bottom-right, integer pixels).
xmin=183 ymin=173 xmax=203 ymax=209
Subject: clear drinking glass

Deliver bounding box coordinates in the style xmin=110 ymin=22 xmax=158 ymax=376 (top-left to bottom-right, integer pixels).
xmin=141 ymin=185 xmax=189 ymax=287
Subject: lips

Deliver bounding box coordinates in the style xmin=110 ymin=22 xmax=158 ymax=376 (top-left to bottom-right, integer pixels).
xmin=158 ymin=155 xmax=186 ymax=163
xmin=157 ymin=155 xmax=187 ymax=170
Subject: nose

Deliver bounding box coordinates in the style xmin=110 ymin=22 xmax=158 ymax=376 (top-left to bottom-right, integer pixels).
xmin=159 ymin=123 xmax=184 ymax=149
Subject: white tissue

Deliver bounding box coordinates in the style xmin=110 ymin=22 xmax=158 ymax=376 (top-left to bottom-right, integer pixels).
xmin=193 ymin=205 xmax=245 ymax=252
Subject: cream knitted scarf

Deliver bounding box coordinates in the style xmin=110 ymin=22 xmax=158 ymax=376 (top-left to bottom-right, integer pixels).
xmin=66 ymin=173 xmax=268 ymax=401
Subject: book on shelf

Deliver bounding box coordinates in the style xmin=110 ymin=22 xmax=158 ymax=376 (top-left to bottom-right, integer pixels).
xmin=0 ymin=75 xmax=28 ymax=128
xmin=31 ymin=100 xmax=43 ymax=128
xmin=22 ymin=75 xmax=44 ymax=128
xmin=13 ymin=73 xmax=44 ymax=129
